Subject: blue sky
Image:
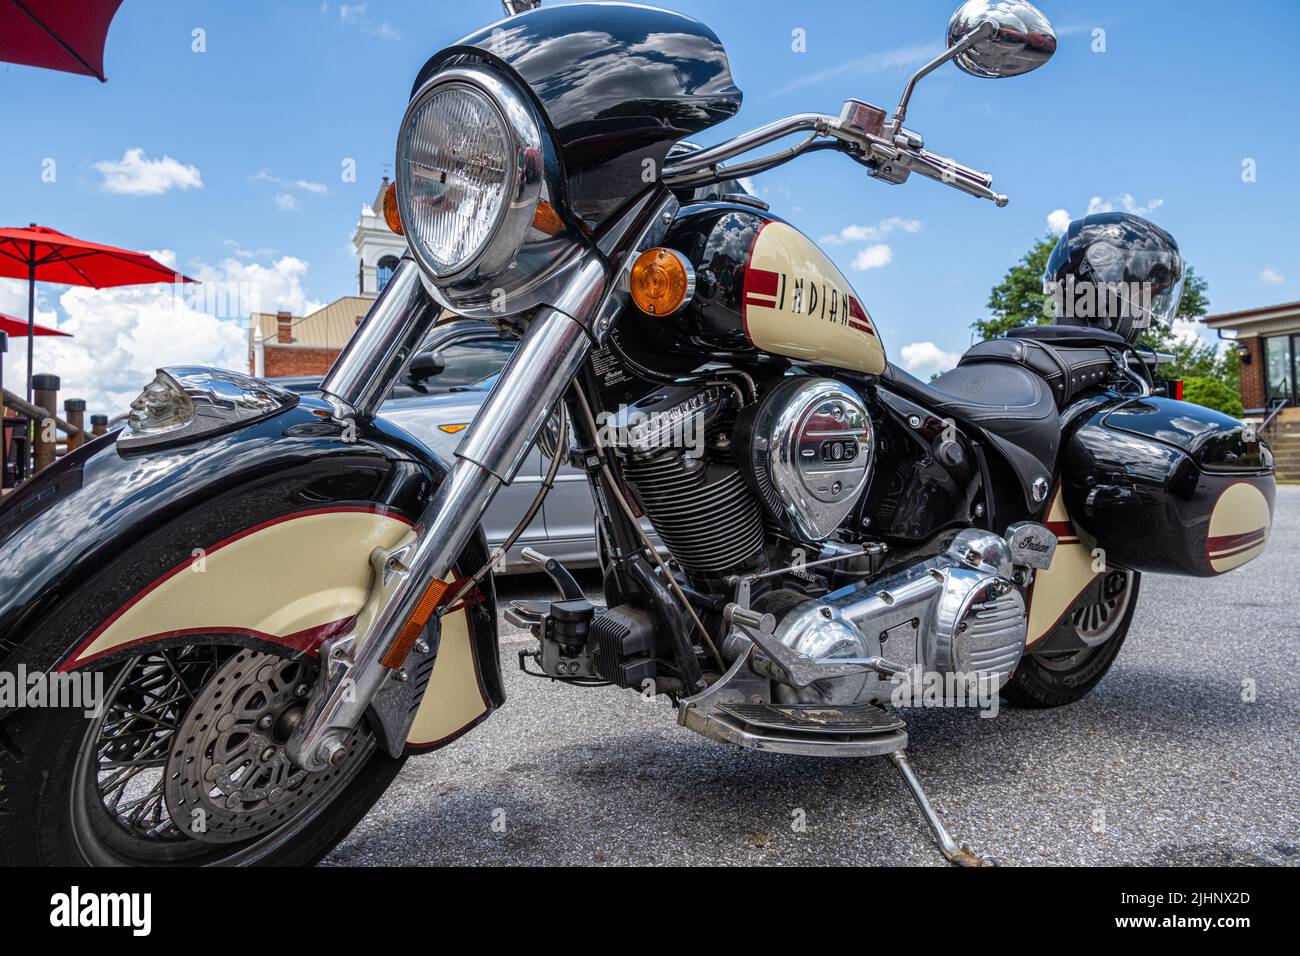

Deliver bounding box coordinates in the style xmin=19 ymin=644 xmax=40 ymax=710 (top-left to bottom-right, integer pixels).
xmin=2 ymin=0 xmax=1298 ymax=411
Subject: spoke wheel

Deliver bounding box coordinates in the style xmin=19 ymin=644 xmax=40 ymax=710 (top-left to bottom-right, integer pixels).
xmin=1068 ymin=569 xmax=1134 ymax=648
xmin=1002 ymin=571 xmax=1141 ymax=708
xmin=68 ymin=645 xmax=377 ymax=865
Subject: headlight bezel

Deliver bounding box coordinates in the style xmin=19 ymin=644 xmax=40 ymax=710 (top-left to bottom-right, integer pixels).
xmin=396 ymin=65 xmax=545 ymax=287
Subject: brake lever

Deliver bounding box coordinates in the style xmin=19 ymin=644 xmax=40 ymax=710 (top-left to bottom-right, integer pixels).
xmin=521 ymin=547 xmax=585 ymax=601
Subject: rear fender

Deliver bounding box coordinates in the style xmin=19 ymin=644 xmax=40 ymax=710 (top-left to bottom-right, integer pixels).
xmin=0 ymin=394 xmax=503 ymax=751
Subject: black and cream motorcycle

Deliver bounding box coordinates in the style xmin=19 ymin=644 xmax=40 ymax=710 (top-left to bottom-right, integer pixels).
xmin=0 ymin=0 xmax=1275 ymax=866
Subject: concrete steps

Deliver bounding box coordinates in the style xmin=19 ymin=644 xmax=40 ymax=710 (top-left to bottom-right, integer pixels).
xmin=1264 ymin=423 xmax=1300 ymax=481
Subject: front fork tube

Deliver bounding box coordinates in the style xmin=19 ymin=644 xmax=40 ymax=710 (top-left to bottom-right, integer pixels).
xmin=288 ymin=294 xmax=598 ymax=770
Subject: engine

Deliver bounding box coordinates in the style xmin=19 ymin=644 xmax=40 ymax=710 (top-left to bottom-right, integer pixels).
xmin=731 ymin=529 xmax=1030 ymax=707
xmin=609 ymin=376 xmax=875 ymax=585
xmin=608 ymin=383 xmax=767 ymax=583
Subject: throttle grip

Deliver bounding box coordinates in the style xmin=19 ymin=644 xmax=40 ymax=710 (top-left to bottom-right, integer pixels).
xmin=904 ymin=147 xmax=1008 ymax=206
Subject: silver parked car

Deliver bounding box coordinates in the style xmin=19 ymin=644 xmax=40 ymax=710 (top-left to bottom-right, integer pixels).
xmin=272 ymin=319 xmax=611 ymax=572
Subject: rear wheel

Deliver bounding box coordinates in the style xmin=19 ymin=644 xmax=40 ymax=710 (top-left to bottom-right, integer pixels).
xmin=1002 ymin=570 xmax=1139 ymax=708
xmin=0 ymin=644 xmax=405 ymax=866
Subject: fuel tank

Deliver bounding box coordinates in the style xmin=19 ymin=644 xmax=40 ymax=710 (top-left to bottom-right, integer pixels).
xmin=651 ymin=202 xmax=886 ymax=375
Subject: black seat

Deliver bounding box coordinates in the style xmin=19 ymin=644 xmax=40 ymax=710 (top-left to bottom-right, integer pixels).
xmin=880 ymin=361 xmax=1059 ymax=509
xmin=1007 ymin=324 xmax=1126 ymax=348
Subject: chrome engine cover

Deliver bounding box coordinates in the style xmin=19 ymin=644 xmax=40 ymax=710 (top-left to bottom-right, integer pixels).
xmin=750 ymin=530 xmax=1028 ymax=705
xmin=739 ymin=377 xmax=874 ymax=541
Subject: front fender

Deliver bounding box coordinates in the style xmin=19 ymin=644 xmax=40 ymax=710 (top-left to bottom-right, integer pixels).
xmin=0 ymin=394 xmax=503 ymax=751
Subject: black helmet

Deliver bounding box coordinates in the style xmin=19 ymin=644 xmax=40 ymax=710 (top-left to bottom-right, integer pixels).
xmin=1043 ymin=212 xmax=1184 ymax=341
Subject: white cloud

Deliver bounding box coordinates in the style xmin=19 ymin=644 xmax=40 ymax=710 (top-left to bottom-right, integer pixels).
xmin=333 ymin=2 xmax=399 ymax=39
xmin=1086 ymin=194 xmax=1164 ymax=216
xmin=274 ymin=192 xmax=298 ymax=211
xmin=224 ymin=240 xmax=280 ymax=259
xmin=1260 ymin=267 xmax=1285 ymax=286
xmin=777 ymin=42 xmax=942 ymax=95
xmin=93 ymin=148 xmax=203 ymax=195
xmin=28 ymin=253 xmax=325 ymax=416
xmin=0 ymin=278 xmax=59 ymax=331
xmin=252 ymin=168 xmax=327 ymax=195
xmin=822 ymin=217 xmax=922 ymax=245
xmin=1167 ymin=318 xmax=1207 ymax=349
xmin=1046 ymin=208 xmax=1072 ymax=235
xmin=364 ymin=21 xmax=399 ymax=40
xmin=900 ymin=342 xmax=962 ymax=379
xmin=852 ymin=244 xmax=893 ymax=271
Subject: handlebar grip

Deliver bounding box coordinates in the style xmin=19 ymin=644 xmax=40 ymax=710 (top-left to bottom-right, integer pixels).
xmin=902 ymin=147 xmax=1008 ymax=206
xmin=918 ymin=148 xmax=993 ymax=188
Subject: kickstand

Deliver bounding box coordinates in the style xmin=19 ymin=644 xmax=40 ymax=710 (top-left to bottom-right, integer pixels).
xmin=888 ymin=751 xmax=996 ymax=867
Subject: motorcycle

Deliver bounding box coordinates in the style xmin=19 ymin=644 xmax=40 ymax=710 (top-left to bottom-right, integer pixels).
xmin=0 ymin=0 xmax=1275 ymax=866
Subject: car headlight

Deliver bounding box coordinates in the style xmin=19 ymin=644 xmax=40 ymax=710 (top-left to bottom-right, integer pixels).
xmin=397 ymin=65 xmax=543 ymax=284
xmin=118 ymin=367 xmax=298 ymax=451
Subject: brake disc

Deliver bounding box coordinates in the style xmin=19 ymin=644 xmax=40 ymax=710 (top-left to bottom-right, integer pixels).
xmin=163 ymin=649 xmax=373 ymax=844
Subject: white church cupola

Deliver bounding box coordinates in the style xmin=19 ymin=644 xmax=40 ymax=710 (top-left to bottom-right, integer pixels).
xmin=352 ymin=177 xmax=407 ymax=297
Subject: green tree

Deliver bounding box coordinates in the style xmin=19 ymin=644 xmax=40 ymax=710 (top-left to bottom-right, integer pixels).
xmin=972 ymin=235 xmax=1056 ymax=340
xmin=1182 ymin=376 xmax=1243 ymax=417
xmin=1133 ymin=267 xmax=1228 ymax=382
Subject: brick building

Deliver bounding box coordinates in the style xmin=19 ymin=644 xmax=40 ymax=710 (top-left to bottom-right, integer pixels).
xmin=249 ymin=179 xmax=406 ymax=377
xmin=1202 ymin=300 xmax=1300 ymax=414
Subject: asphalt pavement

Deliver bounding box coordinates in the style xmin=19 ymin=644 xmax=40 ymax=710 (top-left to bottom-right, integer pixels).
xmin=328 ymin=486 xmax=1300 ymax=866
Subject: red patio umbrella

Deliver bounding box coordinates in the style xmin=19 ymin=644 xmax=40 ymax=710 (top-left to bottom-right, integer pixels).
xmin=0 ymin=224 xmax=195 ymax=401
xmin=0 ymin=0 xmax=125 ymax=82
xmin=0 ymin=311 xmax=71 ymax=338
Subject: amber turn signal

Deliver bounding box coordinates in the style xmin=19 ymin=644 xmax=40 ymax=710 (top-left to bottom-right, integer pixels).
xmin=383 ymin=180 xmax=404 ymax=236
xmin=630 ymin=247 xmax=694 ymax=317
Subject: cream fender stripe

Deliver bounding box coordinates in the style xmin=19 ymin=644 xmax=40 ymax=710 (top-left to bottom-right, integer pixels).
xmin=63 ymin=508 xmax=412 ymax=668
xmin=1026 ymin=486 xmax=1100 ymax=645
xmin=60 ymin=507 xmax=491 ymax=748
xmin=405 ymin=601 xmax=489 ymax=748
xmin=1206 ymin=481 xmax=1271 ymax=574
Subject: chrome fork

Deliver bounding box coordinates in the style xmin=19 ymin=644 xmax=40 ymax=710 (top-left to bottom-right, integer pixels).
xmin=286 ymin=264 xmax=600 ymax=770
xmin=286 ymin=190 xmax=675 ymax=771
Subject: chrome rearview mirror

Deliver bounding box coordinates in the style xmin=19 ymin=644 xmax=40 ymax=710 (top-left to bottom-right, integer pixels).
xmin=947 ymin=0 xmax=1056 ymax=78
xmin=889 ymin=0 xmax=1054 ymax=132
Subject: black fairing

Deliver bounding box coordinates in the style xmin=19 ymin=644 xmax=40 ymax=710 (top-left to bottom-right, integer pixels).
xmin=415 ymin=3 xmax=742 ymax=229
xmin=0 ymin=398 xmax=504 ymax=720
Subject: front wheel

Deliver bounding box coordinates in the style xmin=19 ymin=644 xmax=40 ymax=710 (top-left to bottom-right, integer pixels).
xmin=1002 ymin=570 xmax=1140 ymax=708
xmin=0 ymin=644 xmax=404 ymax=866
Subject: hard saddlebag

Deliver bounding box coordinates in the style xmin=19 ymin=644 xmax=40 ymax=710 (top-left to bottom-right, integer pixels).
xmin=1061 ymin=397 xmax=1275 ymax=576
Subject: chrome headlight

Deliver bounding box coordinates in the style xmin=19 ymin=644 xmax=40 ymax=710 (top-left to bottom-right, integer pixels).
xmin=118 ymin=367 xmax=298 ymax=451
xmin=397 ymin=66 xmax=543 ymax=284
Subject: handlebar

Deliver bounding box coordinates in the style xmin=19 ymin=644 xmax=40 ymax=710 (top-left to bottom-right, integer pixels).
xmin=660 ymin=102 xmax=1010 ymax=207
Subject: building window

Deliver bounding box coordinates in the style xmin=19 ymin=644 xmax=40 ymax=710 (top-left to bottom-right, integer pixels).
xmin=1263 ymin=334 xmax=1294 ymax=405
xmin=376 ymin=255 xmax=399 ymax=293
